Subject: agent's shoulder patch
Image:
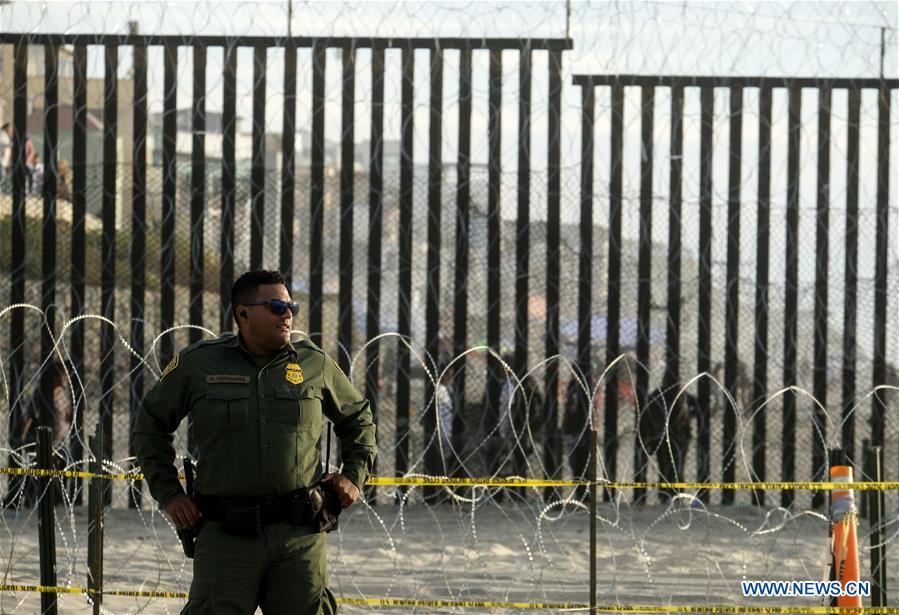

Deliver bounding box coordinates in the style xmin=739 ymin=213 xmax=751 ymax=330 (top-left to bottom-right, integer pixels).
xmin=329 ymin=357 xmax=344 ymax=375
xmin=159 ymin=354 xmax=179 ymax=381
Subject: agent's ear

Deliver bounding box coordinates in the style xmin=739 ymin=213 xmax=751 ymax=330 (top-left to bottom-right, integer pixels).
xmin=240 ymin=310 xmax=249 ymax=319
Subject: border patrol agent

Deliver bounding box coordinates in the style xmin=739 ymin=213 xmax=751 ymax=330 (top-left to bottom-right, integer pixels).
xmin=133 ymin=270 xmax=377 ymax=614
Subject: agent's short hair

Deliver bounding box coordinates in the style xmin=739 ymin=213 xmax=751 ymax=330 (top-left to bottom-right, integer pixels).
xmin=230 ymin=270 xmax=287 ymax=324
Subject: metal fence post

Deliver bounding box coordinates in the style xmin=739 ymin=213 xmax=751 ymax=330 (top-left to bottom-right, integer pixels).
xmin=827 ymin=447 xmax=841 ymax=608
xmin=37 ymin=426 xmax=58 ymax=614
xmin=860 ymin=439 xmax=870 ymax=519
xmin=865 ymin=445 xmax=886 ymax=606
xmin=87 ymin=424 xmax=104 ymax=614
xmin=589 ymin=427 xmax=597 ymax=612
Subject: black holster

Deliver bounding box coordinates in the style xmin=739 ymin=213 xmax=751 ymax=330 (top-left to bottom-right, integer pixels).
xmin=285 ymin=484 xmax=340 ymax=533
xmin=316 ymin=481 xmax=341 ymax=533
xmin=178 ymin=458 xmax=199 ymax=557
xmin=177 ymin=524 xmax=199 ymax=558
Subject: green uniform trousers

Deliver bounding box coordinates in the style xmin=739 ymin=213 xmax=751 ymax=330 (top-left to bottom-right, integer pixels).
xmin=181 ymin=521 xmax=337 ymax=615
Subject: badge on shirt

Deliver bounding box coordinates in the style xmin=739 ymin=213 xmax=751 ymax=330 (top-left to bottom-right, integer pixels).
xmin=159 ymin=354 xmax=179 ymax=381
xmin=285 ymin=362 xmax=303 ymax=384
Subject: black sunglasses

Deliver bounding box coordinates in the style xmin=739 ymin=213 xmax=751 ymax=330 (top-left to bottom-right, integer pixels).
xmin=244 ymin=299 xmax=300 ymax=316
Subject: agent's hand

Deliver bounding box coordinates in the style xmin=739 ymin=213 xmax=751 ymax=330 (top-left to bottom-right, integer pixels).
xmin=321 ymin=473 xmax=360 ymax=508
xmin=165 ymin=493 xmax=202 ymax=529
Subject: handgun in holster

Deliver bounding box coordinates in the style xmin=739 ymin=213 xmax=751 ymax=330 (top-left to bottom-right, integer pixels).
xmin=177 ymin=457 xmax=199 ymax=558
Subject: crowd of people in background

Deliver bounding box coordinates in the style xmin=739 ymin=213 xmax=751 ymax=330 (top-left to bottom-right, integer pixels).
xmin=428 ymin=353 xmax=710 ymax=503
xmin=0 ymin=123 xmax=72 ymax=200
xmin=428 ymin=353 xmax=670 ymax=499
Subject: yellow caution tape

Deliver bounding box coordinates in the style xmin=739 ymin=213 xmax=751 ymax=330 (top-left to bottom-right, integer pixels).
xmin=338 ymin=597 xmax=589 ymax=609
xmin=2 ymin=586 xmax=898 ymax=613
xmin=366 ymin=476 xmax=587 ymax=487
xmin=583 ymin=609 xmax=899 ymax=614
xmin=0 ymin=584 xmax=87 ymax=595
xmin=580 ymin=609 xmax=899 ymax=614
xmin=371 ymin=477 xmax=899 ymax=491
xmin=105 ymin=589 xmax=190 ymax=599
xmin=3 ymin=466 xmax=899 ymax=492
xmin=0 ymin=584 xmax=190 ymax=599
xmin=599 ymin=481 xmax=899 ymax=491
xmin=0 ymin=467 xmax=145 ymax=481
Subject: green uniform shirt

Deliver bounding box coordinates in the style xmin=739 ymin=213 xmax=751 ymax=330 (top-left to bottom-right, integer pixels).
xmin=132 ymin=333 xmax=376 ymax=508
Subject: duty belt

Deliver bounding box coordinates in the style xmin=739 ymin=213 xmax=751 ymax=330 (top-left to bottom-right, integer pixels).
xmin=194 ymin=483 xmax=339 ymax=537
xmin=196 ymin=490 xmax=301 ymax=525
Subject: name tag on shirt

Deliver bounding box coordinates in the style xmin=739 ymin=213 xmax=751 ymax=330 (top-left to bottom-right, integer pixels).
xmin=206 ymin=375 xmax=251 ymax=384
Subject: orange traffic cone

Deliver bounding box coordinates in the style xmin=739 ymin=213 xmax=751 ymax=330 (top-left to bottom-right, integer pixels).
xmin=830 ymin=464 xmax=861 ymax=610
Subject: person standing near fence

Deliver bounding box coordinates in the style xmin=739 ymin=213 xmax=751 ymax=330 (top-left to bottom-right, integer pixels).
xmin=0 ymin=123 xmax=10 ymax=186
xmin=133 ymin=270 xmax=377 ymax=615
xmin=638 ymin=384 xmax=698 ymax=499
xmin=562 ymin=374 xmax=595 ymax=500
xmin=3 ymin=359 xmax=73 ymax=508
xmin=434 ymin=361 xmax=458 ymax=474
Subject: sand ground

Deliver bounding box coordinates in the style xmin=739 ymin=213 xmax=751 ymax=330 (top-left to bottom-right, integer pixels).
xmin=1 ymin=491 xmax=896 ymax=614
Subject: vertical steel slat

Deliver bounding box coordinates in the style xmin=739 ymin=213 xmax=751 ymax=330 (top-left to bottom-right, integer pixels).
xmin=36 ymin=428 xmax=58 ymax=614
xmin=452 ymin=46 xmax=473 ymax=455
xmin=100 ymin=44 xmax=118 ymax=473
xmin=189 ymin=45 xmax=207 ymax=346
xmin=577 ymin=86 xmax=595 ymax=412
xmin=309 ymin=42 xmax=326 ymax=345
xmin=633 ymin=85 xmax=654 ymax=503
xmin=280 ymin=42 xmax=297 ymax=286
xmin=543 ymin=49 xmax=563 ymax=492
xmin=812 ymin=84 xmax=831 ymax=509
xmin=129 ymin=43 xmax=148 ymax=508
xmin=751 ymin=85 xmax=772 ymax=506
xmin=8 ymin=40 xmax=27 ymax=446
xmin=185 ymin=44 xmax=207 ymax=458
xmin=364 ymin=46 xmax=385 ymax=499
xmin=604 ymin=82 xmax=624 ymax=501
xmin=41 ymin=44 xmax=59 ymax=387
xmin=871 ymin=84 xmax=890 ymax=450
xmin=220 ymin=44 xmax=237 ymax=332
xmin=250 ymin=46 xmax=267 ymax=271
xmin=395 ymin=46 xmax=414 ymax=484
xmin=39 ymin=43 xmax=62 ymax=519
xmin=866 ymin=446 xmax=888 ymax=606
xmin=841 ymin=87 xmax=861 ymax=459
xmin=664 ymin=86 xmax=684 ymax=392
xmin=338 ymin=45 xmax=356 ymax=373
xmin=69 ymin=44 xmax=88 ymax=504
xmin=486 ymin=49 xmax=503 ymax=458
xmin=515 ymin=45 xmax=532 ymax=384
xmin=723 ymin=85 xmax=742 ymax=505
xmin=424 ymin=46 xmax=444 ymax=484
xmin=697 ymin=85 xmax=713 ymax=503
xmin=577 ymin=84 xmax=595 ymax=498
xmin=160 ymin=43 xmax=178 ymax=366
xmin=781 ymin=85 xmax=801 ymax=508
